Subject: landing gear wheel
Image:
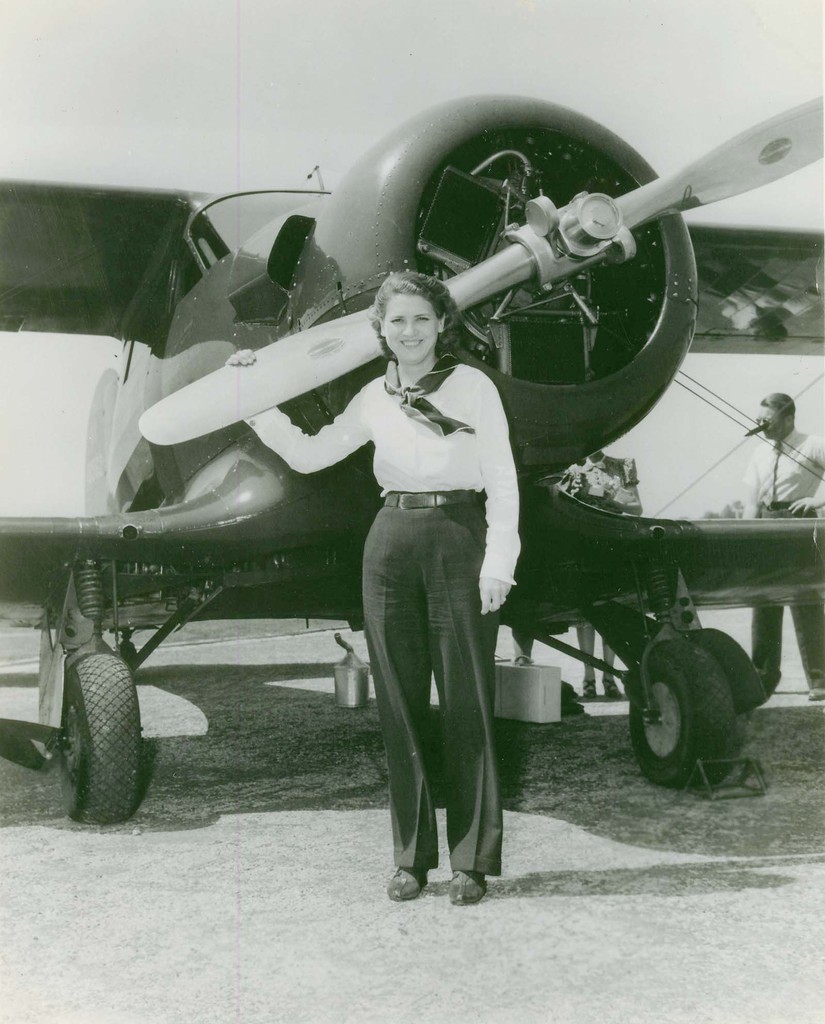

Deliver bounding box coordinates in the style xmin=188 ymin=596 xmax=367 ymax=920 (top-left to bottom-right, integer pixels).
xmin=690 ymin=628 xmax=766 ymax=712
xmin=629 ymin=639 xmax=739 ymax=788
xmin=60 ymin=653 xmax=142 ymax=823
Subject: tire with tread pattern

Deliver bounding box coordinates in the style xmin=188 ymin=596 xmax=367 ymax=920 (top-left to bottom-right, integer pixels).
xmin=690 ymin=628 xmax=766 ymax=713
xmin=629 ymin=638 xmax=741 ymax=788
xmin=60 ymin=653 xmax=142 ymax=823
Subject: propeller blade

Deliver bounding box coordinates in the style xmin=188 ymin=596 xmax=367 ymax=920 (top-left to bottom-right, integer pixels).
xmin=141 ymin=99 xmax=822 ymax=447
xmin=139 ymin=249 xmax=536 ymax=446
xmin=139 ymin=310 xmax=381 ymax=445
xmin=617 ymin=98 xmax=823 ymax=229
xmin=0 ymin=718 xmax=58 ymax=771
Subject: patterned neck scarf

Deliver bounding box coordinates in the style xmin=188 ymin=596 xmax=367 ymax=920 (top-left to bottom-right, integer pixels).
xmin=384 ymin=354 xmax=475 ymax=436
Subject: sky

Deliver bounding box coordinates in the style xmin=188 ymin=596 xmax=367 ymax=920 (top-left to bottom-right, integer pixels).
xmin=1 ymin=0 xmax=821 ymax=218
xmin=0 ymin=0 xmax=822 ymax=516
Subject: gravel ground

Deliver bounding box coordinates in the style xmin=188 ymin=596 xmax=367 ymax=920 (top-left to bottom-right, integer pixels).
xmin=0 ymin=611 xmax=823 ymax=1023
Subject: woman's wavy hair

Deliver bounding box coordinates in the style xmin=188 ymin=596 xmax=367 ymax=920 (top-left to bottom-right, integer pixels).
xmin=368 ymin=271 xmax=461 ymax=360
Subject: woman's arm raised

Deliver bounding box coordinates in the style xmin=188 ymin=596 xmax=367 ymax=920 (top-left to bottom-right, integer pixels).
xmin=229 ymin=350 xmax=371 ymax=473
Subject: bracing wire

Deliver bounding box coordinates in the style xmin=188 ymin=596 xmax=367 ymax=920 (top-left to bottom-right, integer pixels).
xmin=654 ymin=372 xmax=825 ymax=516
xmin=511 ymin=280 xmax=824 ymax=515
xmin=677 ymin=369 xmax=764 ymax=426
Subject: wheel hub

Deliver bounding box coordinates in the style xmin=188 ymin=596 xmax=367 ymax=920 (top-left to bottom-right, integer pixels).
xmin=62 ymin=704 xmax=81 ymax=782
xmin=643 ymin=680 xmax=682 ymax=757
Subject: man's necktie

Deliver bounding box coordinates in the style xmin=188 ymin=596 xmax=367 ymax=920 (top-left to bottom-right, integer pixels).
xmin=770 ymin=441 xmax=782 ymax=503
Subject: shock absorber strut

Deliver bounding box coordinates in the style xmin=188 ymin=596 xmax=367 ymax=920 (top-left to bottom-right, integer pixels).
xmin=74 ymin=561 xmax=105 ymax=635
xmin=645 ymin=564 xmax=672 ymax=622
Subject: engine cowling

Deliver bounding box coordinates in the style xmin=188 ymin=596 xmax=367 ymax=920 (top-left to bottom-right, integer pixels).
xmin=290 ymin=95 xmax=696 ymax=469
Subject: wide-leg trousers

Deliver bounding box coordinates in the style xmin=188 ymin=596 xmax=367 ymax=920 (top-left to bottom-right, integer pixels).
xmin=752 ymin=604 xmax=825 ymax=691
xmin=362 ymin=502 xmax=503 ymax=876
xmin=751 ymin=507 xmax=825 ymax=692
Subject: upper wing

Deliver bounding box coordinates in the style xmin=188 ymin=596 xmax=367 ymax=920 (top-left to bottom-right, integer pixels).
xmin=0 ymin=181 xmax=206 ymax=339
xmin=689 ymin=224 xmax=823 ymax=355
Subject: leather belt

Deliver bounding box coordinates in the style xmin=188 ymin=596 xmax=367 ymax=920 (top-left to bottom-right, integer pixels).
xmin=384 ymin=490 xmax=477 ymax=509
xmin=760 ymin=503 xmax=816 ymax=519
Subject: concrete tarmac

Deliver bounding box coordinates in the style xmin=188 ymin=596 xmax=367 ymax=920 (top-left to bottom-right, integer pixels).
xmin=0 ymin=611 xmax=823 ymax=1024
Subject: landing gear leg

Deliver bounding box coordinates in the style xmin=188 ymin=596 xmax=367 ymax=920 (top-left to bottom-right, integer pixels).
xmin=50 ymin=562 xmax=143 ymax=823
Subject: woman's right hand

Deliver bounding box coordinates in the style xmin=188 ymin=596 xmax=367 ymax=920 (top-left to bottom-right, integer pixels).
xmin=480 ymin=576 xmax=511 ymax=615
xmin=226 ymin=348 xmax=257 ymax=367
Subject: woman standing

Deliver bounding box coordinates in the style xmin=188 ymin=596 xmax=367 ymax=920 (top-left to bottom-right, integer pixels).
xmin=232 ymin=271 xmax=520 ymax=905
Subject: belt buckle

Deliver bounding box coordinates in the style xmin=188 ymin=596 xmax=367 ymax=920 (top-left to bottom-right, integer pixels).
xmin=398 ymin=493 xmax=418 ymax=510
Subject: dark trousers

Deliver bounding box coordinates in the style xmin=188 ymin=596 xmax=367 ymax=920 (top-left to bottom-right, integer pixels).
xmin=752 ymin=506 xmax=825 ymax=691
xmin=362 ymin=503 xmax=502 ymax=876
xmin=752 ymin=604 xmax=825 ymax=690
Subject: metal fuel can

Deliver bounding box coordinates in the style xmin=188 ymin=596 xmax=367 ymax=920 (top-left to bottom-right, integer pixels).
xmin=333 ymin=633 xmax=370 ymax=708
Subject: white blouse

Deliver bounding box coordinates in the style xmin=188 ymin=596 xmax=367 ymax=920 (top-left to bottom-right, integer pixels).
xmin=247 ymin=363 xmax=520 ymax=583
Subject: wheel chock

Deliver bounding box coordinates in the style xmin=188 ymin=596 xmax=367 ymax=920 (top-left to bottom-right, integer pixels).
xmin=684 ymin=757 xmax=768 ymax=799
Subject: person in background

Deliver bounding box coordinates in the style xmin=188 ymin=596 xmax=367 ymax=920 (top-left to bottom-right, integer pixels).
xmin=743 ymin=392 xmax=825 ymax=701
xmin=230 ymin=271 xmax=520 ymax=904
xmin=575 ymin=624 xmax=620 ymax=700
xmin=513 ymin=451 xmax=642 ymax=698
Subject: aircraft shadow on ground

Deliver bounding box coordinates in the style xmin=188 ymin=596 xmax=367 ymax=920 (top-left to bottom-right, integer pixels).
xmin=0 ymin=664 xmax=823 ymax=866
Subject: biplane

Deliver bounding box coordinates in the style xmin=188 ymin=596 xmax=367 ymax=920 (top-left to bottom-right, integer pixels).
xmin=0 ymin=95 xmax=821 ymax=821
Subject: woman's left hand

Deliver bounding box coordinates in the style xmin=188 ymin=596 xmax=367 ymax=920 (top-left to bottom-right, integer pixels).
xmin=480 ymin=576 xmax=511 ymax=614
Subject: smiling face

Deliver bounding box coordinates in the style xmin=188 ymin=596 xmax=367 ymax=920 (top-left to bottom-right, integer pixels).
xmin=381 ymin=293 xmax=444 ymax=380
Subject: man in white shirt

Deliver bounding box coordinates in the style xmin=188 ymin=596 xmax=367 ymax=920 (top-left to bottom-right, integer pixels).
xmin=743 ymin=392 xmax=825 ymax=700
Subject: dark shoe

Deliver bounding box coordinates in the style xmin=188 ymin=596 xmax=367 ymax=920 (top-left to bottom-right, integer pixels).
xmin=603 ymin=677 xmax=622 ymax=699
xmin=582 ymin=678 xmax=596 ymax=699
xmin=808 ymin=687 xmax=825 ymax=702
xmin=561 ymin=680 xmax=586 ymax=716
xmin=387 ymin=868 xmax=427 ymax=902
xmin=449 ymin=870 xmax=487 ymax=905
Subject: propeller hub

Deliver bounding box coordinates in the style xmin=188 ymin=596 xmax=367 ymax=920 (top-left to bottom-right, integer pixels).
xmin=559 ymin=192 xmax=624 ymax=256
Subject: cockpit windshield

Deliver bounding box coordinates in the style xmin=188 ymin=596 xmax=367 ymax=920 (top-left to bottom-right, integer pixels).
xmin=188 ymin=191 xmax=324 ymax=268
